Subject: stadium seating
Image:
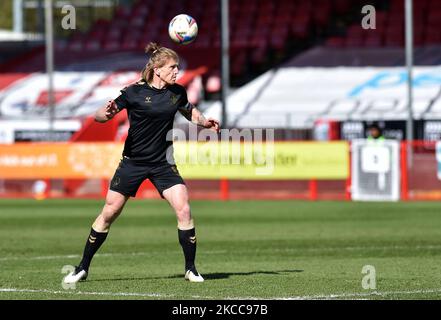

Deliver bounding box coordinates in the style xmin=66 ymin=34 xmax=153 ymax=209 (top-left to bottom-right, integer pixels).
xmin=326 ymin=0 xmax=441 ymax=49
xmin=5 ymin=0 xmax=439 ymax=91
xmin=51 ymin=0 xmax=375 ymax=87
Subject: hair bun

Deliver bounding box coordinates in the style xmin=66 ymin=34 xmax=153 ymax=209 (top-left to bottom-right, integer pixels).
xmin=145 ymin=42 xmax=161 ymax=55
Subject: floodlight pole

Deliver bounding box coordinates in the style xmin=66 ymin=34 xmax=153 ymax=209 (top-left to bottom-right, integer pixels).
xmin=13 ymin=0 xmax=24 ymax=33
xmin=220 ymin=0 xmax=229 ymax=129
xmin=44 ymin=0 xmax=55 ymax=140
xmin=405 ymin=0 xmax=413 ymax=168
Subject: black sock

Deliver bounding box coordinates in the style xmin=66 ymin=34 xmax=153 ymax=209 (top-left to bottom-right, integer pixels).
xmin=178 ymin=228 xmax=197 ymax=271
xmin=78 ymin=228 xmax=108 ymax=272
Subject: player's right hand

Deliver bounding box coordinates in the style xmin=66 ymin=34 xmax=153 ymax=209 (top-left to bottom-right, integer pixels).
xmin=105 ymin=100 xmax=118 ymax=119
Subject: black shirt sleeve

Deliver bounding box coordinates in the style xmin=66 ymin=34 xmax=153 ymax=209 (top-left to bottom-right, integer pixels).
xmin=114 ymin=87 xmax=130 ymax=111
xmin=177 ymin=88 xmax=194 ymax=119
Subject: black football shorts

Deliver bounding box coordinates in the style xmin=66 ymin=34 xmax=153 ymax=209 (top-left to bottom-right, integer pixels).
xmin=109 ymin=157 xmax=185 ymax=198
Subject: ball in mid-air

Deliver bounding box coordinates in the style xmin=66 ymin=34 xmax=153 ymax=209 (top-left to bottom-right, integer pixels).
xmin=168 ymin=14 xmax=198 ymax=45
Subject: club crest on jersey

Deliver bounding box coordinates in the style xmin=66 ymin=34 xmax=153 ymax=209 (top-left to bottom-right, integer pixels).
xmin=170 ymin=94 xmax=178 ymax=105
xmin=145 ymin=96 xmax=152 ymax=104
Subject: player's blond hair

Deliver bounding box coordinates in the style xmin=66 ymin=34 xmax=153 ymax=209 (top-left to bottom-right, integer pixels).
xmin=142 ymin=42 xmax=179 ymax=83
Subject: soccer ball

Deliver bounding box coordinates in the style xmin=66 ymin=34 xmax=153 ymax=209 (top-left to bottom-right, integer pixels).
xmin=168 ymin=14 xmax=198 ymax=45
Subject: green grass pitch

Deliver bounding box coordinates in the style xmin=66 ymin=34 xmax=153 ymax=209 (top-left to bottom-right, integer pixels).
xmin=1 ymin=199 xmax=441 ymax=300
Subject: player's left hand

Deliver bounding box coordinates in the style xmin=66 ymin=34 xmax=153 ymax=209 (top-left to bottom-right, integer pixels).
xmin=105 ymin=100 xmax=119 ymax=119
xmin=205 ymin=118 xmax=220 ymax=132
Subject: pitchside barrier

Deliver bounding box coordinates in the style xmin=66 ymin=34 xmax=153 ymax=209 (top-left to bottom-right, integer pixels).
xmin=0 ymin=141 xmax=439 ymax=201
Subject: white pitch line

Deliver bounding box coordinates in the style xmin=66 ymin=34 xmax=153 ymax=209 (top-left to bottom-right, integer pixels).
xmin=210 ymin=288 xmax=441 ymax=300
xmin=0 ymin=250 xmax=228 ymax=262
xmin=257 ymin=244 xmax=441 ymax=253
xmin=1 ymin=244 xmax=440 ymax=262
xmin=276 ymin=288 xmax=441 ymax=300
xmin=0 ymin=254 xmax=81 ymax=262
xmin=0 ymin=288 xmax=172 ymax=298
xmin=1 ymin=287 xmax=441 ymax=300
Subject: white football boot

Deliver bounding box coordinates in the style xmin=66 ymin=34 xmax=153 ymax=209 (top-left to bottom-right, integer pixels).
xmin=185 ymin=268 xmax=204 ymax=282
xmin=63 ymin=267 xmax=88 ymax=284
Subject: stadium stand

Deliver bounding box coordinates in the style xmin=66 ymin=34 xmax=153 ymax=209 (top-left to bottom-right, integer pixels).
xmin=2 ymin=0 xmax=441 ymax=135
xmin=1 ymin=0 xmax=441 ymax=200
xmin=325 ymin=0 xmax=441 ymax=49
xmin=0 ymin=0 xmax=375 ymax=83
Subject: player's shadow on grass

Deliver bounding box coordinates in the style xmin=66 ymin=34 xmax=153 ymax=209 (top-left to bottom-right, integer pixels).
xmin=189 ymin=269 xmax=304 ymax=280
xmin=87 ymin=269 xmax=303 ymax=282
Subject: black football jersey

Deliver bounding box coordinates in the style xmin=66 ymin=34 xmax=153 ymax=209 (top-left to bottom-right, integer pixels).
xmin=114 ymin=81 xmax=193 ymax=163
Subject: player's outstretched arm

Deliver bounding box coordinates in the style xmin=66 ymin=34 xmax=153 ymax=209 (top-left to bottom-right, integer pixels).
xmin=191 ymin=107 xmax=220 ymax=132
xmin=95 ymin=100 xmax=119 ymax=123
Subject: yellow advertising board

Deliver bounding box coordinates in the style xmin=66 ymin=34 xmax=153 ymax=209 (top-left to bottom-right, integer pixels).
xmin=174 ymin=141 xmax=349 ymax=179
xmin=0 ymin=141 xmax=349 ymax=180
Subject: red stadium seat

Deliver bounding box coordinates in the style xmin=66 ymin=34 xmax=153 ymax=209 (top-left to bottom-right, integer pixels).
xmin=270 ymin=26 xmax=289 ymax=51
xmin=128 ymin=16 xmax=145 ymax=28
xmin=107 ymin=27 xmax=123 ymax=40
xmin=325 ymin=37 xmax=345 ymax=48
xmin=249 ymin=36 xmax=269 ymax=49
xmin=276 ymin=5 xmax=294 ymax=18
xmin=414 ymin=0 xmax=428 ymax=12
xmin=84 ymin=39 xmax=102 ymax=51
xmin=256 ymin=14 xmax=274 ymax=26
xmin=68 ymin=39 xmax=84 ymax=51
xmin=424 ymin=28 xmax=441 ymax=45
xmin=231 ymin=54 xmax=246 ymax=77
xmin=346 ymin=24 xmax=364 ymax=38
xmin=251 ymin=47 xmax=267 ymax=65
xmin=375 ymin=11 xmax=388 ymax=27
xmin=114 ymin=6 xmax=131 ymax=20
xmin=291 ymin=23 xmax=310 ymax=40
xmin=428 ymin=0 xmax=441 ymax=10
xmin=334 ymin=0 xmax=351 ymax=15
xmin=121 ymin=39 xmax=138 ymax=50
xmin=103 ymin=39 xmax=120 ymax=51
xmin=138 ymin=34 xmax=154 ymax=49
xmin=386 ymin=24 xmax=403 ymax=37
xmin=427 ymin=11 xmax=441 ymax=26
xmin=384 ymin=32 xmax=404 ymax=47
xmin=345 ymin=35 xmax=364 ymax=48
xmin=364 ymin=35 xmax=383 ymax=47
xmin=249 ymin=26 xmax=270 ymax=49
xmin=414 ymin=31 xmax=424 ymax=47
xmin=390 ymin=0 xmax=404 ymax=11
xmin=231 ymin=34 xmax=249 ymax=49
xmin=193 ymin=36 xmax=211 ymax=49
xmin=313 ymin=10 xmax=331 ymax=28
